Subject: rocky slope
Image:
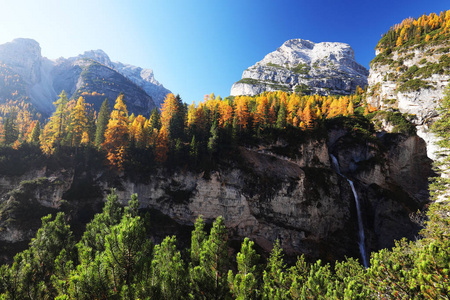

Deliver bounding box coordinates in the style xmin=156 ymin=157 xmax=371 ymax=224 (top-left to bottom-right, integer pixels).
xmin=0 ymin=123 xmax=432 ymax=264
xmin=366 ymin=43 xmax=450 ymax=159
xmin=231 ymin=39 xmax=369 ymax=96
xmin=0 ymin=38 xmax=171 ymax=116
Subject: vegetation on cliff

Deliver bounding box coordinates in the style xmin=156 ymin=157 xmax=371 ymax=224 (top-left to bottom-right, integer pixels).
xmin=1 ymin=87 xmax=372 ymax=172
xmin=375 ymin=10 xmax=450 ymax=54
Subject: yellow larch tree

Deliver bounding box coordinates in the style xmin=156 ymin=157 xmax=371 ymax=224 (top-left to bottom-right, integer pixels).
xmin=218 ymin=100 xmax=233 ymax=128
xmin=81 ymin=131 xmax=89 ymax=145
xmin=160 ymin=93 xmax=179 ymax=135
xmin=155 ymin=126 xmax=169 ymax=163
xmin=129 ymin=115 xmax=147 ymax=148
xmin=254 ymin=95 xmax=269 ymax=129
xmin=70 ymin=97 xmax=88 ymax=147
xmin=0 ymin=121 xmax=4 ymax=144
xmin=234 ymin=96 xmax=250 ymax=130
xmin=102 ymin=94 xmax=129 ymax=171
xmin=347 ymin=101 xmax=354 ymax=116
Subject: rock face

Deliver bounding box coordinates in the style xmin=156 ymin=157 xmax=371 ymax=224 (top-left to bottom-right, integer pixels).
xmin=366 ymin=45 xmax=450 ymax=159
xmin=0 ymin=126 xmax=432 ymax=264
xmin=0 ymin=39 xmax=171 ymax=116
xmin=231 ymin=39 xmax=369 ymax=96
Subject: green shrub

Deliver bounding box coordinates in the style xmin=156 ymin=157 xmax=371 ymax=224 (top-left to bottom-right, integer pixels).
xmin=291 ymin=63 xmax=311 ymax=75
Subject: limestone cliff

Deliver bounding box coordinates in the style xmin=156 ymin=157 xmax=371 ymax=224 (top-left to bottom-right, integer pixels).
xmin=0 ymin=124 xmax=432 ymax=264
xmin=231 ymin=39 xmax=368 ymax=96
xmin=366 ymin=42 xmax=450 ymax=159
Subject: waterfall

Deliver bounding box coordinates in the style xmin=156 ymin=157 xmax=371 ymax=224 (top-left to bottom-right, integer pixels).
xmin=330 ymin=155 xmax=368 ymax=267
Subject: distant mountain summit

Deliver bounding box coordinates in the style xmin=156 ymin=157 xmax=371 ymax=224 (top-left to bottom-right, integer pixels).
xmin=0 ymin=38 xmax=171 ymax=116
xmin=231 ymin=39 xmax=368 ymax=96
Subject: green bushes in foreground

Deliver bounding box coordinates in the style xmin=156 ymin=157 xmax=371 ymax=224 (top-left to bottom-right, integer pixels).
xmin=0 ymin=188 xmax=448 ymax=299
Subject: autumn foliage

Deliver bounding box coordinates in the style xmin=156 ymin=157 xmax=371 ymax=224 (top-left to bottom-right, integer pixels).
xmin=376 ymin=10 xmax=450 ymax=53
xmin=0 ymin=89 xmax=371 ymax=170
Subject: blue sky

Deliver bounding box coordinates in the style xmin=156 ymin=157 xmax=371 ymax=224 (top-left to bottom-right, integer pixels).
xmin=0 ymin=0 xmax=448 ymax=104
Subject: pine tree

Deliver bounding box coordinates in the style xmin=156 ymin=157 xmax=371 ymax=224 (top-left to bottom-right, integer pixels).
xmin=149 ymin=107 xmax=161 ymax=130
xmin=276 ymin=102 xmax=287 ymax=129
xmin=262 ymin=240 xmax=290 ymax=299
xmin=151 ymin=236 xmax=186 ymax=299
xmin=190 ymin=216 xmax=230 ymax=299
xmin=228 ymin=238 xmax=260 ymax=299
xmin=4 ymin=116 xmax=18 ymax=145
xmin=207 ymin=121 xmax=219 ymax=155
xmin=29 ymin=120 xmax=40 ymax=144
xmin=95 ymin=98 xmax=110 ymax=147
xmin=52 ymin=91 xmax=70 ymax=146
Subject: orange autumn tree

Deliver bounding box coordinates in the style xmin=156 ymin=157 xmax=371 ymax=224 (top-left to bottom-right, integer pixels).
xmin=102 ymin=94 xmax=129 ymax=170
xmin=155 ymin=126 xmax=169 ymax=163
xmin=218 ymin=100 xmax=233 ymax=128
xmin=254 ymin=95 xmax=269 ymax=129
xmin=233 ymin=96 xmax=250 ymax=130
xmin=129 ymin=115 xmax=147 ymax=148
xmin=0 ymin=121 xmax=4 ymax=144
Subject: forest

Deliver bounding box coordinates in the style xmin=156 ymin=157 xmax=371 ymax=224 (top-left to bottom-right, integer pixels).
xmin=0 ymin=85 xmax=448 ymax=298
xmin=376 ymin=10 xmax=450 ymax=52
xmin=0 ymin=87 xmax=374 ymax=172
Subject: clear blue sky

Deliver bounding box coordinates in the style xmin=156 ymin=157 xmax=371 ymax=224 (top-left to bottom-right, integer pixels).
xmin=0 ymin=0 xmax=448 ymax=104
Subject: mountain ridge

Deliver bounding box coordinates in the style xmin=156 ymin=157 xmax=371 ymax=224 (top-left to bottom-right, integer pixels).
xmin=0 ymin=38 xmax=171 ymax=116
xmin=231 ymin=38 xmax=369 ymax=96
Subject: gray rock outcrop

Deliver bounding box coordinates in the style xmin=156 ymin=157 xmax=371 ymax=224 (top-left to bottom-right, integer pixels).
xmin=231 ymin=39 xmax=369 ymax=96
xmin=0 ymin=126 xmax=431 ymax=264
xmin=366 ymin=45 xmax=450 ymax=159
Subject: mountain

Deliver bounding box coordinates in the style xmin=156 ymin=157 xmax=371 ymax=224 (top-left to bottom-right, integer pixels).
xmin=0 ymin=38 xmax=171 ymax=116
xmin=230 ymin=39 xmax=369 ymax=96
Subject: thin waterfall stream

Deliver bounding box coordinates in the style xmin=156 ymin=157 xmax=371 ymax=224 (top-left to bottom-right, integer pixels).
xmin=330 ymin=155 xmax=368 ymax=267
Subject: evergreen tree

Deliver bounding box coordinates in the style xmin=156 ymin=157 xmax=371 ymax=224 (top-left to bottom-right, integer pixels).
xmin=40 ymin=91 xmax=70 ymax=154
xmin=95 ymin=98 xmax=110 ymax=147
xmin=29 ymin=120 xmax=41 ymax=144
xmin=52 ymin=91 xmax=70 ymax=146
xmin=228 ymin=238 xmax=260 ymax=300
xmin=4 ymin=116 xmax=18 ymax=145
xmin=276 ymin=103 xmax=287 ymax=129
xmin=262 ymin=240 xmax=289 ymax=299
xmin=207 ymin=121 xmax=219 ymax=156
xmin=190 ymin=216 xmax=230 ymax=299
xmin=149 ymin=107 xmax=161 ymax=130
xmin=151 ymin=236 xmax=187 ymax=299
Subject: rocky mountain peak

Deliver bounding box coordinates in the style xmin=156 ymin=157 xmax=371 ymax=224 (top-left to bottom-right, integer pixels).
xmin=231 ymin=38 xmax=368 ymax=96
xmin=78 ymin=49 xmax=112 ymax=67
xmin=0 ymin=38 xmax=171 ymax=116
xmin=259 ymin=39 xmax=356 ymax=68
xmin=0 ymin=38 xmax=42 ymax=84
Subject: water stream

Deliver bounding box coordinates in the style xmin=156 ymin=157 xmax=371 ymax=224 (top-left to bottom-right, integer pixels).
xmin=330 ymin=155 xmax=368 ymax=267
